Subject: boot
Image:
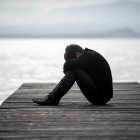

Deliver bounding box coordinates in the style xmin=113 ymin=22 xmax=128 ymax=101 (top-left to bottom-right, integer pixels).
xmin=32 ymin=94 xmax=59 ymax=106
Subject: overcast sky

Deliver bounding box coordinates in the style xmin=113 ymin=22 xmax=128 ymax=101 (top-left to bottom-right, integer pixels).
xmin=0 ymin=0 xmax=140 ymax=37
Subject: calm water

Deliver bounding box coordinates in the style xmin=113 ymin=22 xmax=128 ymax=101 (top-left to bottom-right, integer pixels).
xmin=0 ymin=38 xmax=140 ymax=105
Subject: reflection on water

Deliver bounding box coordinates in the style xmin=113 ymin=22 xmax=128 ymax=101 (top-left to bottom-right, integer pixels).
xmin=0 ymin=38 xmax=140 ymax=105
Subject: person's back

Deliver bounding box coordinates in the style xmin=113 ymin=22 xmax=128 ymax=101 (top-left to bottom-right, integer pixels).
xmin=83 ymin=48 xmax=113 ymax=99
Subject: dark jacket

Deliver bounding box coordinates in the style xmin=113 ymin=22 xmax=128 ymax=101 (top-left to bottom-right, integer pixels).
xmin=63 ymin=48 xmax=113 ymax=99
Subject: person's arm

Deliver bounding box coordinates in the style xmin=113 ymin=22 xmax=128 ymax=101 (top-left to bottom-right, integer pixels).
xmin=63 ymin=54 xmax=92 ymax=74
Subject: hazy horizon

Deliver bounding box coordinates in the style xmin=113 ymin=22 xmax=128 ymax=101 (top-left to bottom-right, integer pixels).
xmin=0 ymin=0 xmax=140 ymax=38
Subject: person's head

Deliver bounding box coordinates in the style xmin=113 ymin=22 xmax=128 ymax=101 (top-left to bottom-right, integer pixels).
xmin=64 ymin=44 xmax=84 ymax=61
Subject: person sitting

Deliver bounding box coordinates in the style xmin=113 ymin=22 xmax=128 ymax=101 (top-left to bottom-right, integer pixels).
xmin=32 ymin=44 xmax=113 ymax=105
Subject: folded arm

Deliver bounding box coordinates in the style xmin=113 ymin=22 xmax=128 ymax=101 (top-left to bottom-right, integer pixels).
xmin=63 ymin=54 xmax=92 ymax=74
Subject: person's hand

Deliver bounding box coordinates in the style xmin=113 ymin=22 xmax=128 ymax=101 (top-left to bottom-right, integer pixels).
xmin=76 ymin=52 xmax=81 ymax=58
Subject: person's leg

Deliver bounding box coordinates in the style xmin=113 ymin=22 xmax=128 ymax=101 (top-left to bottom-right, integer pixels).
xmin=32 ymin=71 xmax=76 ymax=105
xmin=49 ymin=71 xmax=76 ymax=102
xmin=72 ymin=69 xmax=99 ymax=104
xmin=32 ymin=69 xmax=109 ymax=105
xmin=73 ymin=69 xmax=110 ymax=105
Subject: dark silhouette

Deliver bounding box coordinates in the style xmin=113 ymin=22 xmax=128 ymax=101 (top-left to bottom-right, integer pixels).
xmin=32 ymin=44 xmax=113 ymax=105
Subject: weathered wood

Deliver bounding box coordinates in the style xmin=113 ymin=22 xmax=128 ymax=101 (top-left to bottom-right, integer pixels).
xmin=0 ymin=83 xmax=140 ymax=140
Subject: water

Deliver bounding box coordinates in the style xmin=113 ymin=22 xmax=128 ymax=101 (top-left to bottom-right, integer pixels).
xmin=0 ymin=38 xmax=140 ymax=105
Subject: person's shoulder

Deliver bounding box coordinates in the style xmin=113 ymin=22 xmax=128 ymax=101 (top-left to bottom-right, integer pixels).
xmin=84 ymin=47 xmax=106 ymax=60
xmin=79 ymin=48 xmax=95 ymax=60
xmin=84 ymin=48 xmax=98 ymax=55
xmin=84 ymin=48 xmax=94 ymax=53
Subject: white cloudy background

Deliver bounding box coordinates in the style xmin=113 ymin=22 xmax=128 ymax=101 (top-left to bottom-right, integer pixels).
xmin=0 ymin=0 xmax=140 ymax=37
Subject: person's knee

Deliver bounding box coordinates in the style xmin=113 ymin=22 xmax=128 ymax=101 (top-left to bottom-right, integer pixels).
xmin=65 ymin=70 xmax=77 ymax=81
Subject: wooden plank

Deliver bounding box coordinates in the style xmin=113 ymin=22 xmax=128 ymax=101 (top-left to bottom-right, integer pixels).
xmin=0 ymin=83 xmax=140 ymax=140
xmin=18 ymin=82 xmax=140 ymax=90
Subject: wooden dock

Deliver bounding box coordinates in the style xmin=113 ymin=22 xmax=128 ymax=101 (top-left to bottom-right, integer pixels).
xmin=0 ymin=83 xmax=140 ymax=140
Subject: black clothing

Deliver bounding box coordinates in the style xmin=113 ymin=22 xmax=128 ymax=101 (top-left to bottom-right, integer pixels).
xmin=48 ymin=48 xmax=113 ymax=105
xmin=32 ymin=94 xmax=59 ymax=105
xmin=63 ymin=48 xmax=113 ymax=99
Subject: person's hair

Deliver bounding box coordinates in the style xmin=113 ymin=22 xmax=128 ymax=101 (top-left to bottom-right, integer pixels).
xmin=64 ymin=44 xmax=84 ymax=61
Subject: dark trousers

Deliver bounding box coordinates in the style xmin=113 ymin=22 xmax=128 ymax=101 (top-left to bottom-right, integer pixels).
xmin=49 ymin=69 xmax=110 ymax=105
